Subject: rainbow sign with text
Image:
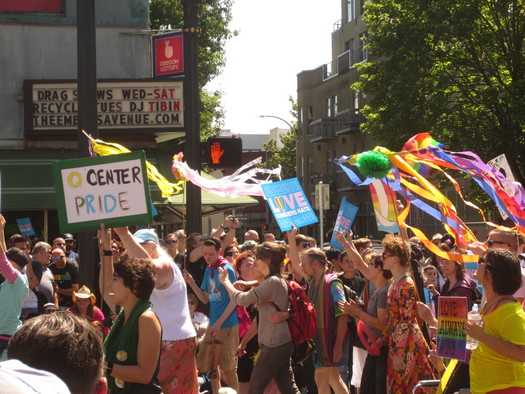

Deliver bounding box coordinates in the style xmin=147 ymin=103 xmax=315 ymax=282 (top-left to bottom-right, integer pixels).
xmin=436 ymin=296 xmax=468 ymax=361
xmin=261 ymin=178 xmax=318 ymax=232
xmin=53 ymin=151 xmax=152 ymax=233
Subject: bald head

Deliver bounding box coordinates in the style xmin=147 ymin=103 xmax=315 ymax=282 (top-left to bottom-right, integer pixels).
xmin=487 ymin=229 xmax=519 ymax=254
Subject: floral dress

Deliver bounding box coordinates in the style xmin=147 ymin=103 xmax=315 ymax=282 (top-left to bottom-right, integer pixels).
xmin=384 ymin=275 xmax=434 ymax=393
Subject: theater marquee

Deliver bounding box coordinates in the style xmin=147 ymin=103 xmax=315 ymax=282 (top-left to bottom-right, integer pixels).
xmin=24 ymin=79 xmax=184 ymax=134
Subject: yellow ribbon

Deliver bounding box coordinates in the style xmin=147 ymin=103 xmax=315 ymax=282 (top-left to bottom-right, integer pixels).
xmin=83 ymin=131 xmax=184 ymax=198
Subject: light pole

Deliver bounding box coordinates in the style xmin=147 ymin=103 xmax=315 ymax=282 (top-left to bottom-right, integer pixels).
xmin=258 ymin=114 xmax=293 ymax=130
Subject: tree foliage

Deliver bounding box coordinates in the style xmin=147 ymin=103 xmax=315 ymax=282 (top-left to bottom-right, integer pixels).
xmin=260 ymin=97 xmax=297 ymax=180
xmin=150 ymin=0 xmax=237 ymax=139
xmin=354 ymin=0 xmax=525 ymax=182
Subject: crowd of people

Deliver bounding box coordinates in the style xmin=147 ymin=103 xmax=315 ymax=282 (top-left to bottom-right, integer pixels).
xmin=1 ymin=211 xmax=525 ymax=393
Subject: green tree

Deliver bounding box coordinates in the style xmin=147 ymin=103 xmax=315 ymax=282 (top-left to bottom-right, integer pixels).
xmin=150 ymin=0 xmax=237 ymax=139
xmin=260 ymin=97 xmax=297 ymax=179
xmin=354 ymin=0 xmax=525 ymax=182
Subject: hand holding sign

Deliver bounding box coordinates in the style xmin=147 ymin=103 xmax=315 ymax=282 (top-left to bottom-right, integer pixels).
xmin=99 ymin=223 xmax=112 ymax=250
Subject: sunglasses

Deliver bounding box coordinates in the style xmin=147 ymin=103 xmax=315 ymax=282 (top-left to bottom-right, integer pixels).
xmin=486 ymin=239 xmax=512 ymax=248
xmin=165 ymin=240 xmax=177 ymax=244
xmin=302 ymin=243 xmax=309 ymax=248
xmin=52 ymin=256 xmax=65 ymax=260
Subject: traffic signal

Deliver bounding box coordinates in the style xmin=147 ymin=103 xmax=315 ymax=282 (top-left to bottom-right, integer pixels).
xmin=206 ymin=137 xmax=243 ymax=168
xmin=262 ymin=224 xmax=270 ymax=231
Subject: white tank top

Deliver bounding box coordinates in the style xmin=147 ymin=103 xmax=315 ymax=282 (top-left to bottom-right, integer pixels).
xmin=150 ymin=259 xmax=196 ymax=341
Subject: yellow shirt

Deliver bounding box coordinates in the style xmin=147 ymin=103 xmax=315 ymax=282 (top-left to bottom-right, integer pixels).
xmin=470 ymin=301 xmax=525 ymax=393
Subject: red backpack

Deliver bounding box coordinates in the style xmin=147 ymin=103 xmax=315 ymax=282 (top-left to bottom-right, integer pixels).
xmin=273 ymin=280 xmax=317 ymax=344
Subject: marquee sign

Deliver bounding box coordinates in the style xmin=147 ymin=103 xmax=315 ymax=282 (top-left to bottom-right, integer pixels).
xmin=24 ymin=79 xmax=184 ymax=134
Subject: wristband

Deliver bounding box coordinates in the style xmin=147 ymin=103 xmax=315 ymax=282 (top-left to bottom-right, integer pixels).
xmin=343 ymin=242 xmax=350 ymax=249
xmin=103 ymin=250 xmax=113 ymax=256
xmin=106 ymin=362 xmax=113 ymax=376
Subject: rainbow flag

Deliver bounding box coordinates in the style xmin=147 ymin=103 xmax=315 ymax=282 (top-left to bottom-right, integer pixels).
xmin=402 ymin=133 xmax=444 ymax=177
xmin=369 ymin=179 xmax=400 ymax=233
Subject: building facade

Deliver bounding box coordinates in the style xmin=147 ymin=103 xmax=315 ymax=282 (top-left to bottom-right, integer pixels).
xmin=296 ymin=0 xmax=377 ymax=241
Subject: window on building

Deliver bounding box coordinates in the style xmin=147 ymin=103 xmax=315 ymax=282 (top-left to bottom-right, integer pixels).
xmin=347 ymin=39 xmax=355 ymax=67
xmin=354 ymin=91 xmax=360 ymax=113
xmin=347 ymin=0 xmax=355 ymax=22
xmin=308 ymin=157 xmax=314 ymax=185
xmin=326 ymin=97 xmax=332 ymax=118
xmin=333 ymin=95 xmax=339 ymax=115
xmin=360 ymin=0 xmax=367 ymax=16
xmin=306 ymin=106 xmax=313 ymax=135
xmin=359 ymin=32 xmax=368 ymax=62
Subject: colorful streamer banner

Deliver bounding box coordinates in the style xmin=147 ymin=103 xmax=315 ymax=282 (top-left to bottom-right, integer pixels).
xmin=335 ymin=133 xmax=525 ymax=262
xmin=172 ymin=154 xmax=281 ymax=198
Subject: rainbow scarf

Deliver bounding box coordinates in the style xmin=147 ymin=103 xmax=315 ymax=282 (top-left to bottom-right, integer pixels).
xmin=309 ymin=270 xmax=339 ymax=365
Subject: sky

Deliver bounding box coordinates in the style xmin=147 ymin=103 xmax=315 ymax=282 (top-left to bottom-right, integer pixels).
xmin=206 ymin=0 xmax=341 ymax=135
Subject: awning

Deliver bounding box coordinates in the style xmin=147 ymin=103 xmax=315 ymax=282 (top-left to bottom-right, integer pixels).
xmin=159 ymin=184 xmax=260 ymax=219
xmin=0 ymin=149 xmax=78 ymax=211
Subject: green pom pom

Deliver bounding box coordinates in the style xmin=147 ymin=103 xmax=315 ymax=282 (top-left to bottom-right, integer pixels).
xmin=356 ymin=151 xmax=392 ymax=179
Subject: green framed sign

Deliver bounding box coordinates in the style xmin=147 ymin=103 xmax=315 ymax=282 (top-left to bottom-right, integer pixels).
xmin=53 ymin=151 xmax=152 ymax=233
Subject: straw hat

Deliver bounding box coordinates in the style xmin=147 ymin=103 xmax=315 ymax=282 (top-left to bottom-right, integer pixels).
xmin=72 ymin=285 xmax=96 ymax=304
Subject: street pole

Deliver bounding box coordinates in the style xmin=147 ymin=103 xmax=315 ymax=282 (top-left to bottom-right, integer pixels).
xmin=319 ymin=181 xmax=324 ymax=248
xmin=182 ymin=0 xmax=202 ymax=235
xmin=76 ymin=0 xmax=98 ymax=287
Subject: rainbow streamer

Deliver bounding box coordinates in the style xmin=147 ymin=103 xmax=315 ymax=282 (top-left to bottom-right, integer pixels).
xmin=335 ymin=133 xmax=525 ymax=262
xmin=171 ymin=154 xmax=281 ymax=198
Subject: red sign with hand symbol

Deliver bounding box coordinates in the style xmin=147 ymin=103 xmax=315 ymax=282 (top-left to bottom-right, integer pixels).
xmin=210 ymin=142 xmax=225 ymax=164
xmin=206 ymin=137 xmax=242 ymax=168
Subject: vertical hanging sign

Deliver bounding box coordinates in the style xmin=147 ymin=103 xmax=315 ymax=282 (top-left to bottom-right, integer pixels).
xmin=152 ymin=31 xmax=185 ymax=78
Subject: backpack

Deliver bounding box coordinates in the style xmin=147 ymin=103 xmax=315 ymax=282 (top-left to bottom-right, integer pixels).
xmin=272 ymin=279 xmax=317 ymax=344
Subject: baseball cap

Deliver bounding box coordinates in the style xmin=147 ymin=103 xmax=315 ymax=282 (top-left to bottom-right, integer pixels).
xmin=61 ymin=233 xmax=74 ymax=241
xmin=132 ymin=229 xmax=160 ymax=245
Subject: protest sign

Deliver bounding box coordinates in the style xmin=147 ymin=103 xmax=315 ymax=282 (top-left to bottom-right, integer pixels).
xmin=436 ymin=296 xmax=468 ymax=361
xmin=16 ymin=217 xmax=36 ymax=236
xmin=369 ymin=179 xmax=400 ymax=233
xmin=53 ymin=151 xmax=152 ymax=233
xmin=261 ymin=178 xmax=318 ymax=232
xmin=330 ymin=196 xmax=358 ymax=250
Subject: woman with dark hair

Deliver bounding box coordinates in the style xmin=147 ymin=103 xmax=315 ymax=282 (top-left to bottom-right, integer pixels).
xmin=432 ymin=243 xmax=477 ymax=310
xmin=218 ymin=242 xmax=300 ymax=394
xmin=466 ymin=248 xmax=525 ymax=393
xmin=0 ymin=214 xmax=29 ymax=360
xmin=100 ymin=224 xmax=162 ymax=393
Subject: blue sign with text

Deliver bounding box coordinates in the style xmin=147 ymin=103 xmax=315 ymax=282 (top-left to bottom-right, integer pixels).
xmin=261 ymin=178 xmax=318 ymax=232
